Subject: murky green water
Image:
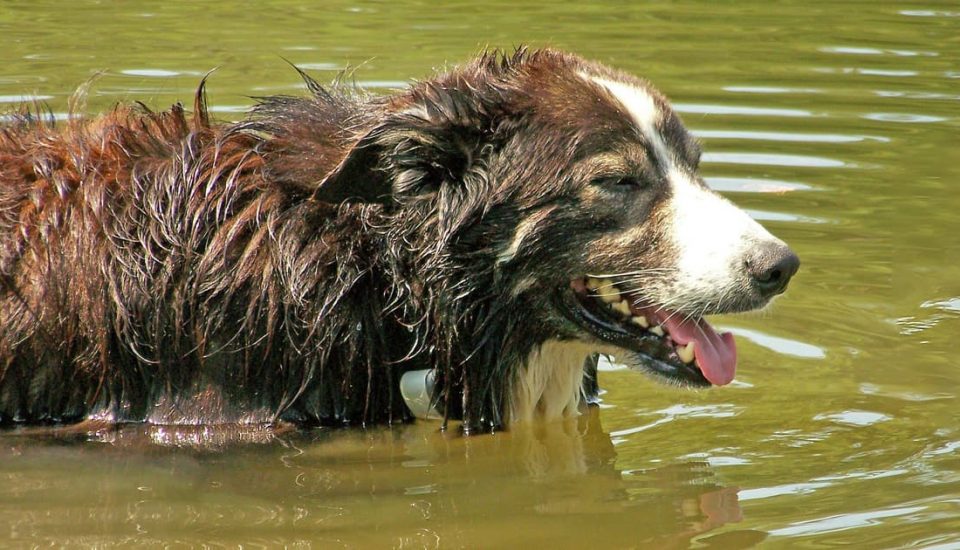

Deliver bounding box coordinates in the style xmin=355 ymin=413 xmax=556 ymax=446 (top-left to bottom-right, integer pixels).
xmin=2 ymin=0 xmax=959 ymax=547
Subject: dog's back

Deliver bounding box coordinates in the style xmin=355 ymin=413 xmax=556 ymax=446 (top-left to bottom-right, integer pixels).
xmin=0 ymin=104 xmax=213 ymax=423
xmin=0 ymin=88 xmax=417 ymax=426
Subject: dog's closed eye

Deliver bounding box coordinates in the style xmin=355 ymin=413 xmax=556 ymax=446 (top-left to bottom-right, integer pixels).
xmin=591 ymin=175 xmax=649 ymax=191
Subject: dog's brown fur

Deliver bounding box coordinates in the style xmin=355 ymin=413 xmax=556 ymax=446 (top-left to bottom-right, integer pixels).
xmin=0 ymin=48 xmax=796 ymax=433
xmin=1 ymin=49 xmax=634 ymax=430
xmin=0 ymin=76 xmax=408 ymax=426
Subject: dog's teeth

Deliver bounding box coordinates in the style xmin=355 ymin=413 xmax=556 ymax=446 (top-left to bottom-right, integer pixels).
xmin=612 ymin=300 xmax=631 ymax=317
xmin=677 ymin=342 xmax=695 ymax=364
xmin=585 ymin=277 xmax=604 ymax=291
xmin=650 ymin=325 xmax=665 ymax=337
xmin=597 ymin=282 xmax=621 ymax=303
xmin=630 ymin=315 xmax=649 ymax=328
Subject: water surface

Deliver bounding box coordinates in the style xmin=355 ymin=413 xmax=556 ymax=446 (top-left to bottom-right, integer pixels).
xmin=1 ymin=0 xmax=959 ymax=547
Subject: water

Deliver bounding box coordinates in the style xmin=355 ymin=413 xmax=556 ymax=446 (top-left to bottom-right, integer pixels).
xmin=1 ymin=0 xmax=959 ymax=546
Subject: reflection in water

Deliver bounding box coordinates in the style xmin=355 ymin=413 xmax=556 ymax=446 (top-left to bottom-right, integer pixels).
xmin=0 ymin=410 xmax=755 ymax=546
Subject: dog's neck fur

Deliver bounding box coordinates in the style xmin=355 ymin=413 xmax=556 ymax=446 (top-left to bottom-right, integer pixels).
xmin=510 ymin=340 xmax=620 ymax=423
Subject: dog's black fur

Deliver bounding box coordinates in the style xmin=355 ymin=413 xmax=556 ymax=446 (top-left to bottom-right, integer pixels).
xmin=0 ymin=48 xmax=796 ymax=433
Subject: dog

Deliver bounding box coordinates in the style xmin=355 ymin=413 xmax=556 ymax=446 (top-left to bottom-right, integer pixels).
xmin=0 ymin=48 xmax=798 ymax=433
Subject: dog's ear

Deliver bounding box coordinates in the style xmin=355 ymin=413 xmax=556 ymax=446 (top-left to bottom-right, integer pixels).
xmin=313 ymin=133 xmax=393 ymax=205
xmin=313 ymin=83 xmax=491 ymax=206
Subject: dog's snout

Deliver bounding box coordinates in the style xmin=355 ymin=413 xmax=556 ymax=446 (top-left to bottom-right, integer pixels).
xmin=746 ymin=242 xmax=800 ymax=297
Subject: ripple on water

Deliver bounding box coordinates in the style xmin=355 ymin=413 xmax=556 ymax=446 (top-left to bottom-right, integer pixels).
xmin=403 ymin=484 xmax=437 ymax=496
xmin=0 ymin=76 xmax=47 ymax=85
xmin=679 ymin=451 xmax=752 ymax=467
xmin=706 ymin=456 xmax=752 ymax=467
xmin=0 ymin=112 xmax=71 ymax=123
xmin=819 ymin=45 xmax=940 ymax=57
xmin=899 ymin=297 xmax=960 ymax=335
xmin=922 ymin=297 xmax=960 ymax=314
xmin=862 ymin=113 xmax=947 ymax=123
xmin=0 ymin=94 xmax=54 ymax=103
xmin=876 ymin=90 xmax=960 ymax=101
xmin=900 ymin=9 xmax=960 ymax=17
xmin=896 ymin=315 xmax=942 ymax=335
xmin=739 ymin=481 xmax=832 ymax=501
xmin=747 ymin=209 xmax=827 ymax=224
xmin=814 ymin=410 xmax=892 ymax=427
xmin=921 ymin=440 xmax=960 ymax=459
xmin=707 ymin=177 xmax=815 ymax=193
xmin=357 ymin=80 xmax=409 ymax=89
xmin=294 ymin=62 xmax=341 ymax=70
xmin=608 ymin=403 xmax=739 ymax=440
xmin=854 ymin=68 xmax=919 ymax=77
xmin=722 ymin=327 xmax=827 ymax=359
xmin=121 ymin=69 xmax=182 ymax=77
xmin=813 ymin=67 xmax=921 ymax=78
xmin=694 ymin=129 xmax=888 ymax=144
xmin=673 ymin=103 xmax=815 ymax=118
xmin=769 ymin=505 xmax=927 ymax=537
xmin=207 ymin=105 xmax=251 ymax=114
xmin=722 ymin=86 xmax=822 ymax=94
xmin=702 ymin=152 xmax=845 ymax=168
xmin=859 ymin=382 xmax=955 ymax=403
xmin=656 ymin=403 xmax=738 ymax=418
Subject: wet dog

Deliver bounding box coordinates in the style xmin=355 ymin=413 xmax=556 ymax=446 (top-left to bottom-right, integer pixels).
xmin=0 ymin=48 xmax=798 ymax=432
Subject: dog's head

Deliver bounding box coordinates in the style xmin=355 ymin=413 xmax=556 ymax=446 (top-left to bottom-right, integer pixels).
xmin=315 ymin=49 xmax=798 ymax=394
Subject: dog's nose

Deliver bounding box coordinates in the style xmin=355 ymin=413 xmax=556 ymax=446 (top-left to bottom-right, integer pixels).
xmin=746 ymin=242 xmax=800 ymax=297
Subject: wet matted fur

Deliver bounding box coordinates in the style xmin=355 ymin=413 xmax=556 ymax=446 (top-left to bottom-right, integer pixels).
xmin=0 ymin=48 xmax=798 ymax=433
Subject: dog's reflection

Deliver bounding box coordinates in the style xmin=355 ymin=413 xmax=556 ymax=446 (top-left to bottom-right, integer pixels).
xmin=5 ymin=407 xmax=759 ymax=546
xmin=386 ymin=408 xmax=754 ymax=546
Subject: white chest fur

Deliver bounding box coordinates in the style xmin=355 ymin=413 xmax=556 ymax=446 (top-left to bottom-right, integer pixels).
xmin=510 ymin=340 xmax=613 ymax=422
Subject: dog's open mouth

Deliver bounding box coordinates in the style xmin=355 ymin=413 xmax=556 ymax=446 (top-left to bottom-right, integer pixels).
xmin=560 ymin=277 xmax=737 ymax=387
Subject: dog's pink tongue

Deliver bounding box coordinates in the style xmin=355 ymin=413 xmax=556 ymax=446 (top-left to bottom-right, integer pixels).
xmin=662 ymin=316 xmax=737 ymax=386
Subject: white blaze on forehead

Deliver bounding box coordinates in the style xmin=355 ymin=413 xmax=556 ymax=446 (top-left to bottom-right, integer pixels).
xmin=586 ymin=75 xmax=673 ymax=170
